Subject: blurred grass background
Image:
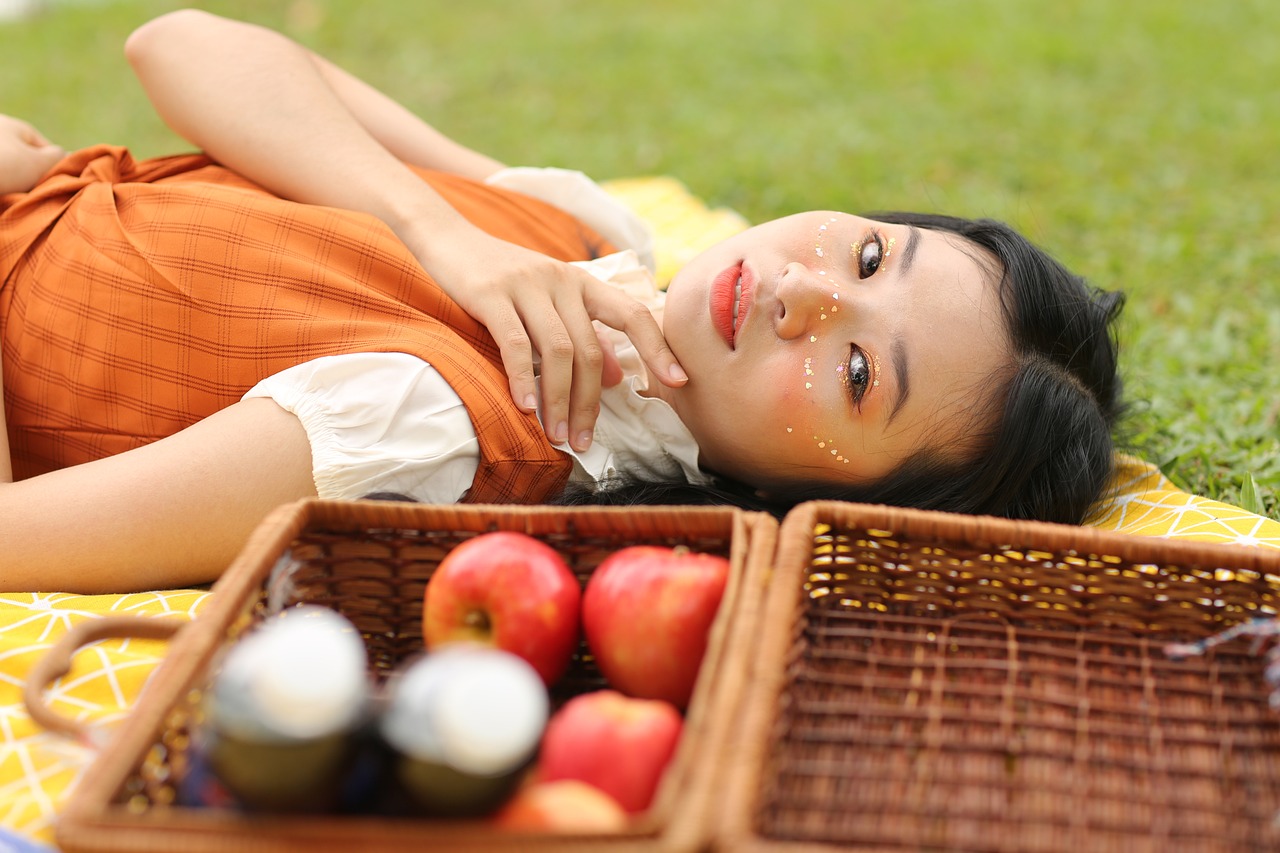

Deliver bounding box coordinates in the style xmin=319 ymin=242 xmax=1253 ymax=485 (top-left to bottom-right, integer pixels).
xmin=2 ymin=0 xmax=1276 ymax=516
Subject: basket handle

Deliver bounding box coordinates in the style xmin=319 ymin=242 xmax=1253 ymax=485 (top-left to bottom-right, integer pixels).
xmin=23 ymin=615 xmax=188 ymax=746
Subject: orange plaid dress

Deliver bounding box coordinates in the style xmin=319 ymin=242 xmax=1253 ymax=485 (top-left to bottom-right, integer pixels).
xmin=0 ymin=146 xmax=610 ymax=502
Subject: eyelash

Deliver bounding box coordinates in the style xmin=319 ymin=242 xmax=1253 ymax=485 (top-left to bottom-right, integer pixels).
xmin=842 ymin=347 xmax=873 ymax=410
xmin=853 ymin=230 xmax=886 ymax=279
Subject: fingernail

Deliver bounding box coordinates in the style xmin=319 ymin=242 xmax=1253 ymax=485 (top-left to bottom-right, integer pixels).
xmin=669 ymin=364 xmax=688 ymax=382
xmin=522 ymin=394 xmax=538 ymax=411
xmin=575 ymin=431 xmax=593 ymax=451
xmin=553 ymin=422 xmax=568 ymax=444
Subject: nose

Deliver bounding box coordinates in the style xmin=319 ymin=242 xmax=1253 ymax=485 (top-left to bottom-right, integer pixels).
xmin=774 ymin=262 xmax=839 ymax=340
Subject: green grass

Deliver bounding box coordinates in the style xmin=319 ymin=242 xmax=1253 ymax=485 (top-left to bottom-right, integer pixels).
xmin=2 ymin=0 xmax=1277 ymax=517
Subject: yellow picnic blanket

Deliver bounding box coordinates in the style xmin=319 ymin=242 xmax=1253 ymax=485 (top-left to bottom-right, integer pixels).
xmin=0 ymin=591 xmax=210 ymax=842
xmin=2 ymin=178 xmax=1277 ymax=847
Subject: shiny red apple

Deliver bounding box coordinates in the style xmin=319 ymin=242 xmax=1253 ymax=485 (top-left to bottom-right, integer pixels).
xmin=423 ymin=531 xmax=581 ymax=687
xmin=583 ymin=546 xmax=729 ymax=708
xmin=492 ymin=779 xmax=629 ymax=832
xmin=536 ymin=690 xmax=683 ymax=814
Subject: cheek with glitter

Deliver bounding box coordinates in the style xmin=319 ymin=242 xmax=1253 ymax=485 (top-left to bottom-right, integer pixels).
xmin=811 ymin=434 xmax=849 ymax=464
xmin=814 ymin=216 xmax=840 ymax=263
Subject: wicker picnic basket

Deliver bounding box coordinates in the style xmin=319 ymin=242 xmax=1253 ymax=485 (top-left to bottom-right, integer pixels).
xmin=715 ymin=500 xmax=1280 ymax=853
xmin=49 ymin=499 xmax=777 ymax=853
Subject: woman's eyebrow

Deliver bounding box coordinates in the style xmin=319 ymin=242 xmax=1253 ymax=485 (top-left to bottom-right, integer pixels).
xmin=897 ymin=224 xmax=922 ymax=277
xmin=884 ymin=225 xmax=921 ymax=427
xmin=886 ymin=336 xmax=911 ymax=427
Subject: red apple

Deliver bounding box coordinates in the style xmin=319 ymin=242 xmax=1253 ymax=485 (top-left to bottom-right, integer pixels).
xmin=583 ymin=546 xmax=729 ymax=708
xmin=536 ymin=690 xmax=683 ymax=814
xmin=492 ymin=779 xmax=629 ymax=832
xmin=424 ymin=531 xmax=581 ymax=687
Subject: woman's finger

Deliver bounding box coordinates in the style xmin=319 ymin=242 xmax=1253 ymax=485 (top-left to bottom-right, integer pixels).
xmin=479 ymin=298 xmax=540 ymax=416
xmin=551 ymin=291 xmax=605 ymax=452
xmin=586 ymin=285 xmax=687 ymax=387
xmin=522 ymin=295 xmax=575 ymax=447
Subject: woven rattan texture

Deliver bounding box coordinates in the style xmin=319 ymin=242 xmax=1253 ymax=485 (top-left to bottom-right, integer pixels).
xmin=69 ymin=502 xmax=756 ymax=853
xmin=756 ymin=519 xmax=1280 ymax=853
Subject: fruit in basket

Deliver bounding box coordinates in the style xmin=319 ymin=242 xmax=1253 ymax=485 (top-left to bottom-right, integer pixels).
xmin=380 ymin=645 xmax=550 ymax=816
xmin=423 ymin=531 xmax=581 ymax=687
xmin=536 ymin=689 xmax=683 ymax=814
xmin=582 ymin=546 xmax=729 ymax=708
xmin=492 ymin=779 xmax=629 ymax=832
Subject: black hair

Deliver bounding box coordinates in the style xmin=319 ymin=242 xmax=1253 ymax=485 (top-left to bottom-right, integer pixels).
xmin=555 ymin=213 xmax=1125 ymax=526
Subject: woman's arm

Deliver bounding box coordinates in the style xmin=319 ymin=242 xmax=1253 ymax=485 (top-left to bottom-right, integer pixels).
xmin=124 ymin=10 xmax=686 ymax=454
xmin=305 ymin=50 xmax=505 ymax=181
xmin=0 ymin=398 xmax=317 ymax=593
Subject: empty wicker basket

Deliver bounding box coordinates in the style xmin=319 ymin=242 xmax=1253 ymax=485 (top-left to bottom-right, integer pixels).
xmin=717 ymin=501 xmax=1280 ymax=853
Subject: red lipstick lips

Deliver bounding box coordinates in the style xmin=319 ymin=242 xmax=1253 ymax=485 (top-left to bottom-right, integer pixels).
xmin=710 ymin=262 xmax=754 ymax=349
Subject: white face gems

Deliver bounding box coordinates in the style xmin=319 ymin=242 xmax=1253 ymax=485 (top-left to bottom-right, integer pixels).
xmin=808 ymin=218 xmax=845 ymax=344
xmin=814 ymin=216 xmax=840 ymax=262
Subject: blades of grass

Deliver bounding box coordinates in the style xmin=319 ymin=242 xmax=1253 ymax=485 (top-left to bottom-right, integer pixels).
xmin=1241 ymin=473 xmax=1266 ymax=517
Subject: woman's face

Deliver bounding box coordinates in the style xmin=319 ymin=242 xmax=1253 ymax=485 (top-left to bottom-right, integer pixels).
xmin=651 ymin=211 xmax=1012 ymax=492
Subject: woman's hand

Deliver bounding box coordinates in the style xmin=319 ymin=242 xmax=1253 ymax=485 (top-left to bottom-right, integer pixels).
xmin=404 ymin=220 xmax=684 ymax=452
xmin=0 ymin=115 xmax=64 ymax=195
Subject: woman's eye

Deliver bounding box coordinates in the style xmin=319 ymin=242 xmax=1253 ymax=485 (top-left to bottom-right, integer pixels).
xmin=845 ymin=347 xmax=871 ymax=407
xmin=857 ymin=233 xmax=884 ymax=279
